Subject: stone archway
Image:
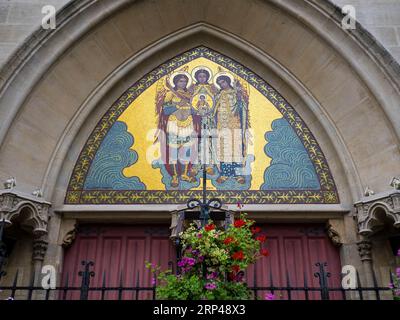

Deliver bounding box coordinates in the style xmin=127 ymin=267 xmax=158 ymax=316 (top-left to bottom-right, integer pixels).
xmin=0 ymin=0 xmax=399 ymax=296
xmin=0 ymin=188 xmax=51 ymax=293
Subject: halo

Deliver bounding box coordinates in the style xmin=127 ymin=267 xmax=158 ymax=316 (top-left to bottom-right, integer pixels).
xmin=168 ymin=71 xmax=192 ymax=88
xmin=191 ymin=66 xmax=213 ymax=83
xmin=213 ymin=71 xmax=235 ymax=89
xmin=191 ymin=92 xmax=214 ymax=112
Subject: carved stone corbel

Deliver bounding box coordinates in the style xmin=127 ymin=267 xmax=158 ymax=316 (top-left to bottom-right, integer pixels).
xmin=354 ymin=190 xmax=400 ymax=236
xmin=58 ymin=219 xmax=77 ymax=249
xmin=0 ymin=190 xmax=51 ymax=235
xmin=326 ymin=223 xmax=342 ymax=247
xmin=62 ymin=228 xmax=76 ymax=249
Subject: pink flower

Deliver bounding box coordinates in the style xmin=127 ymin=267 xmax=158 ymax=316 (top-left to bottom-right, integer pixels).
xmin=206 ymin=272 xmax=218 ymax=280
xmin=197 ymin=233 xmax=202 ymax=238
xmin=396 ymin=267 xmax=400 ymax=278
xmin=397 ymin=248 xmax=400 ymax=257
xmin=151 ymin=277 xmax=156 ymax=286
xmin=265 ymin=293 xmax=275 ymax=300
xmin=178 ymin=257 xmax=196 ymax=268
xmin=389 ymin=282 xmax=395 ymax=289
xmin=205 ymin=283 xmax=217 ymax=290
xmin=233 ymin=271 xmax=245 ymax=282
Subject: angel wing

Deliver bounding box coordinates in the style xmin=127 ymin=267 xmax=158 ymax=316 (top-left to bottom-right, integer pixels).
xmin=234 ymin=76 xmax=252 ymax=157
xmin=154 ymin=77 xmax=168 ymax=143
xmin=234 ymin=76 xmax=250 ymax=129
xmin=234 ymin=76 xmax=249 ymax=103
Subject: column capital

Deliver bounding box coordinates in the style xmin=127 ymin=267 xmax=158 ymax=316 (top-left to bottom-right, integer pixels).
xmin=357 ymin=239 xmax=372 ymax=261
xmin=32 ymin=236 xmax=48 ymax=262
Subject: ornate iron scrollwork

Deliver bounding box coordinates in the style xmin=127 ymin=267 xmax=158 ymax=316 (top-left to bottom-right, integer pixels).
xmin=314 ymin=262 xmax=331 ymax=300
xmin=207 ymin=198 xmax=222 ymax=209
xmin=186 ymin=199 xmax=201 ymax=209
xmin=78 ymin=261 xmax=95 ymax=300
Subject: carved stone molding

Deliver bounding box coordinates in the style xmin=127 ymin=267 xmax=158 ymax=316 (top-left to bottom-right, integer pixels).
xmin=0 ymin=190 xmax=51 ymax=235
xmin=32 ymin=235 xmax=48 ymax=262
xmin=354 ymin=190 xmax=400 ymax=236
xmin=357 ymin=240 xmax=372 ymax=261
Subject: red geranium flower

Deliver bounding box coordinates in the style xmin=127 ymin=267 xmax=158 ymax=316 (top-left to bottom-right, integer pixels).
xmin=223 ymin=237 xmax=234 ymax=245
xmin=232 ymin=251 xmax=244 ymax=261
xmin=204 ymin=224 xmax=215 ymax=232
xmin=234 ymin=219 xmax=246 ymax=228
xmin=231 ymin=265 xmax=240 ymax=273
xmin=260 ymin=248 xmax=270 ymax=257
xmin=251 ymin=226 xmax=261 ymax=234
xmin=256 ymin=235 xmax=267 ymax=242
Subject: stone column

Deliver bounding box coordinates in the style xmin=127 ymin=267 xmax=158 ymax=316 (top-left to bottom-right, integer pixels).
xmin=32 ymin=235 xmax=48 ymax=299
xmin=357 ymin=238 xmax=375 ymax=300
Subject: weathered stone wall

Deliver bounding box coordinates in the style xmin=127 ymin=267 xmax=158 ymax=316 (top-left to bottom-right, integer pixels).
xmin=1 ymin=1 xmax=400 ymax=68
xmin=332 ymin=0 xmax=400 ymax=62
xmin=0 ymin=0 xmax=68 ymax=66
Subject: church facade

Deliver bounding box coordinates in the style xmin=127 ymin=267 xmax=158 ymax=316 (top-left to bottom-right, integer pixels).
xmin=0 ymin=0 xmax=399 ymax=300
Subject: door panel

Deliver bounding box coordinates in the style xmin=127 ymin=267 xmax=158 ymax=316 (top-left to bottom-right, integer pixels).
xmin=61 ymin=225 xmax=175 ymax=300
xmin=61 ymin=223 xmax=341 ymax=300
xmin=246 ymin=224 xmax=342 ymax=300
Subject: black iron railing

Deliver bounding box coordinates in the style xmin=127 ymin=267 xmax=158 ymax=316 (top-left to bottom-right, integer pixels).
xmin=0 ymin=260 xmax=396 ymax=300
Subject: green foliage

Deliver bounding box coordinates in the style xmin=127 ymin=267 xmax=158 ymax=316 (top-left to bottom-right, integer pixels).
xmin=146 ymin=213 xmax=268 ymax=300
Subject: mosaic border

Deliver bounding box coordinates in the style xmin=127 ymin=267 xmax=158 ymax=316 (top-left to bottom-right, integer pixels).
xmin=65 ymin=46 xmax=339 ymax=205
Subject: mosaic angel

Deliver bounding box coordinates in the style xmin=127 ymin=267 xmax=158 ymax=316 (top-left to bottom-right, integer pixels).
xmin=154 ymin=69 xmax=198 ymax=188
xmin=213 ymin=70 xmax=251 ymax=185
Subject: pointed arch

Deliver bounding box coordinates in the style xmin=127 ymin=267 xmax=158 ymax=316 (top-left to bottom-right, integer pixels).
xmin=65 ymin=46 xmax=339 ymax=205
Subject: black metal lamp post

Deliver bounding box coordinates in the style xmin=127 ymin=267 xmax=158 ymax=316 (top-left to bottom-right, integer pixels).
xmin=183 ymin=123 xmax=233 ymax=226
xmin=171 ymin=124 xmax=234 ymax=267
xmin=186 ymin=122 xmax=228 ymax=225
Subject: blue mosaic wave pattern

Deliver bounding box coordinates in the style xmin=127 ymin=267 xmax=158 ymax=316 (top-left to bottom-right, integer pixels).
xmin=261 ymin=118 xmax=320 ymax=190
xmin=84 ymin=121 xmax=146 ymax=190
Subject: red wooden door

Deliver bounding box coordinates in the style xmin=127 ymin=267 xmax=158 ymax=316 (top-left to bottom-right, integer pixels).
xmin=61 ymin=224 xmax=175 ymax=300
xmin=62 ymin=223 xmax=341 ymax=300
xmin=246 ymin=224 xmax=342 ymax=300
